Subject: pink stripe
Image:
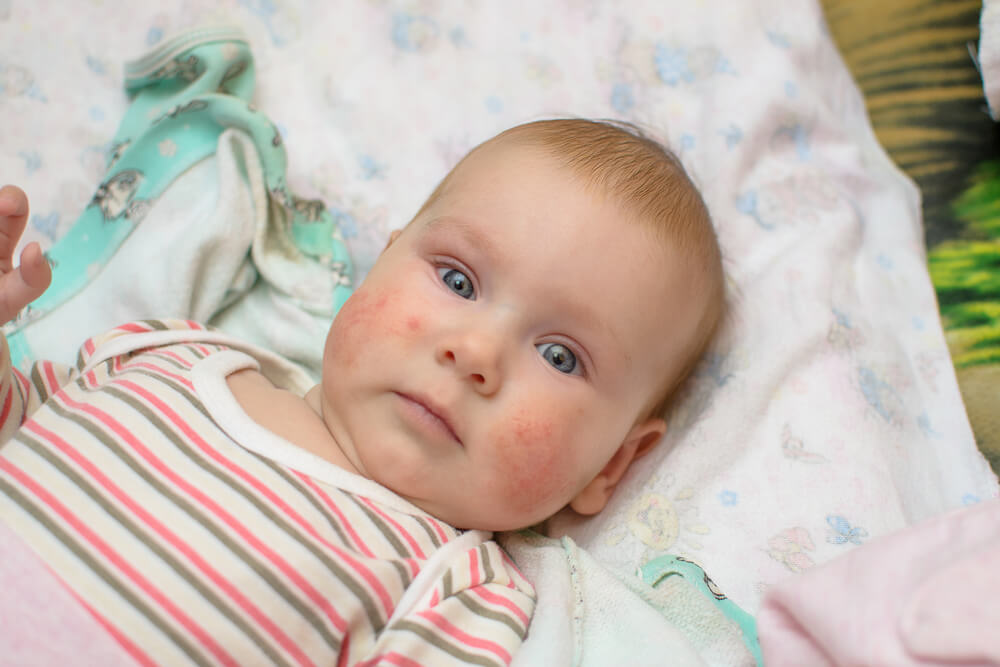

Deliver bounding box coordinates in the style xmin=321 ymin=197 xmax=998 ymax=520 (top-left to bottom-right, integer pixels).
xmin=41 ymin=362 xmax=61 ymax=394
xmin=359 ymin=496 xmax=426 ymax=559
xmin=149 ymin=347 xmax=196 ymax=369
xmin=0 ymin=458 xmax=240 ymax=667
xmin=117 ymin=322 xmax=154 ymax=334
xmin=111 ymin=378 xmax=396 ymax=617
xmin=0 ymin=380 xmax=13 ymax=426
xmin=427 ymin=517 xmax=450 ymax=545
xmin=336 ymin=633 xmax=351 ymax=667
xmin=25 ymin=420 xmax=316 ymax=667
xmin=73 ymin=593 xmax=158 ymax=667
xmin=184 ymin=320 xmax=203 ymax=330
xmin=469 ymin=586 xmax=530 ymax=627
xmin=57 ymin=385 xmax=352 ymax=634
xmin=468 ymin=545 xmax=480 ymax=587
xmin=295 ymin=471 xmax=376 ymax=558
xmin=14 ymin=367 xmax=30 ymax=397
xmin=15 ymin=369 xmax=31 ymax=424
xmin=84 ymin=338 xmax=97 ymax=356
xmin=499 ymin=549 xmax=523 ymax=577
xmin=417 ymin=608 xmax=511 ymax=663
xmin=120 ymin=360 xmax=195 ymax=391
xmin=355 ymin=653 xmax=425 ymax=667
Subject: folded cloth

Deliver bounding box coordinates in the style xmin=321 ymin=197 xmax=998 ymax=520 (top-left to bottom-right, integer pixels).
xmin=757 ymin=497 xmax=1000 ymax=666
xmin=1 ymin=25 xmax=352 ymax=378
xmin=501 ymin=532 xmax=759 ymax=667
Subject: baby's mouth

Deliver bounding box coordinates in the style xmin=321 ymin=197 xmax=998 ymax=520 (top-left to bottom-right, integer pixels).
xmin=394 ymin=392 xmax=462 ymax=445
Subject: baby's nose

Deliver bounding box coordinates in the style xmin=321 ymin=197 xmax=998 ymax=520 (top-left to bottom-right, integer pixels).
xmin=436 ymin=327 xmax=505 ymax=395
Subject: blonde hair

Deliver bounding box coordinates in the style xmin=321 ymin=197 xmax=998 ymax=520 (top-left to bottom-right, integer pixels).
xmin=416 ymin=118 xmax=725 ymax=419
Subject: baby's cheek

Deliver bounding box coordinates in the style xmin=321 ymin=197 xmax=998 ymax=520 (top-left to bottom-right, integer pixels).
xmin=488 ymin=410 xmax=573 ymax=515
xmin=328 ymin=289 xmax=391 ymax=360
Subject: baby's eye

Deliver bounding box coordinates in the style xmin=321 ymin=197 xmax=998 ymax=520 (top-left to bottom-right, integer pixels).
xmin=437 ymin=267 xmax=475 ymax=300
xmin=537 ymin=342 xmax=579 ymax=375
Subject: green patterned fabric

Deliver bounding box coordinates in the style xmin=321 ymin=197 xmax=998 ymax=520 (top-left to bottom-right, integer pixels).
xmin=820 ymin=0 xmax=1000 ymax=473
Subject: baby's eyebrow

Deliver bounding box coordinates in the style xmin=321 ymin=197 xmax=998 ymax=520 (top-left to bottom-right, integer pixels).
xmin=424 ymin=216 xmax=508 ymax=266
xmin=560 ymin=297 xmax=630 ymax=370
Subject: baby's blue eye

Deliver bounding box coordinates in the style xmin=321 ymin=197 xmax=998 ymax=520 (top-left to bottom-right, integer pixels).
xmin=537 ymin=342 xmax=578 ymax=375
xmin=438 ymin=267 xmax=475 ymax=299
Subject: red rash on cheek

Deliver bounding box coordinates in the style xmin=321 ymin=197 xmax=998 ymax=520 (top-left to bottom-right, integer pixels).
xmin=406 ymin=316 xmax=422 ymax=333
xmin=327 ymin=289 xmax=395 ymax=367
xmin=490 ymin=411 xmax=567 ymax=515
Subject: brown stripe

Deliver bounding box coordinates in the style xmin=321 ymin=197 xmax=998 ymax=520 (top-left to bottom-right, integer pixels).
xmin=393 ymin=618 xmax=500 ymax=667
xmin=261 ymin=460 xmax=360 ymax=556
xmin=29 ymin=365 xmax=52 ymax=404
xmin=455 ymin=590 xmax=527 ymax=639
xmin=95 ymin=381 xmax=354 ymax=646
xmin=442 ymin=568 xmax=454 ymax=599
xmin=0 ymin=472 xmax=212 ymax=666
xmin=144 ymin=348 xmax=196 ymax=372
xmin=37 ymin=404 xmax=308 ymax=665
xmin=412 ymin=515 xmax=444 ymax=549
xmin=102 ymin=364 xmax=387 ymax=633
xmin=478 ymin=544 xmax=495 ymax=584
xmin=141 ymin=319 xmax=170 ymax=331
xmin=348 ymin=494 xmax=412 ymax=557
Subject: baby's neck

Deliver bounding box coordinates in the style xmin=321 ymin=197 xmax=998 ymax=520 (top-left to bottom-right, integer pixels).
xmin=226 ymin=368 xmax=362 ymax=475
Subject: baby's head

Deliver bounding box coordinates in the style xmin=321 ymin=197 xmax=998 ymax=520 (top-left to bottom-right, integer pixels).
xmin=316 ymin=119 xmax=724 ymax=531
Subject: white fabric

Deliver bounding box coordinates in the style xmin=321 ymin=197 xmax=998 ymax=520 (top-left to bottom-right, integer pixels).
xmin=5 ymin=127 xmax=331 ymax=380
xmin=980 ymin=0 xmax=1000 ymax=118
xmin=502 ymin=532 xmax=738 ymax=667
xmin=2 ymin=2 xmax=997 ymax=657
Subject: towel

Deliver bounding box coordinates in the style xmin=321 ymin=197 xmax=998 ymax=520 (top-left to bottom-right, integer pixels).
xmin=501 ymin=532 xmax=759 ymax=666
xmin=1 ymin=26 xmax=352 ymax=379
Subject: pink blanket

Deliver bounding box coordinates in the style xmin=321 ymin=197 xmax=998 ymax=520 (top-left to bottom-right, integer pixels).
xmin=0 ymin=521 xmax=134 ymax=666
xmin=758 ymin=497 xmax=1000 ymax=666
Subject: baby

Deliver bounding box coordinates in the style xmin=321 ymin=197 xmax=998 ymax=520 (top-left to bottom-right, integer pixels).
xmin=0 ymin=119 xmax=724 ymax=665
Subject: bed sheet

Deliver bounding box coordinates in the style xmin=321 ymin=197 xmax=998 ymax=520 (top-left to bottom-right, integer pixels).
xmin=1 ymin=0 xmax=997 ymax=617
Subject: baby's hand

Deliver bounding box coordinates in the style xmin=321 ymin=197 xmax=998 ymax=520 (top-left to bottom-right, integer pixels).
xmin=0 ymin=186 xmax=51 ymax=326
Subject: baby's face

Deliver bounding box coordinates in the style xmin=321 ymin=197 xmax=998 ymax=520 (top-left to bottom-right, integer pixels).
xmin=316 ymin=141 xmax=705 ymax=530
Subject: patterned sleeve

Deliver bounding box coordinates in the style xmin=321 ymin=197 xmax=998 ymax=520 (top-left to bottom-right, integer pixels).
xmin=363 ymin=541 xmax=536 ymax=666
xmin=0 ymin=319 xmax=207 ymax=443
xmin=0 ymin=335 xmax=75 ymax=444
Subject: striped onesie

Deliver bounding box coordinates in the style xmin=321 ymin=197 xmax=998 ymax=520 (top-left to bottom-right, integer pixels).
xmin=0 ymin=320 xmax=535 ymax=666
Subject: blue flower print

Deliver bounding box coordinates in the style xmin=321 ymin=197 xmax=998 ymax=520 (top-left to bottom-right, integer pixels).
xmin=653 ymin=44 xmax=693 ymax=86
xmin=391 ymin=13 xmax=439 ymax=52
xmin=718 ymin=490 xmax=739 ymax=507
xmin=858 ymin=366 xmax=900 ymax=423
xmin=825 ymin=515 xmax=868 ymax=546
xmin=19 ymin=150 xmax=41 ymax=173
xmin=719 ymin=125 xmax=742 ymax=149
xmin=611 ymin=82 xmax=635 ymax=114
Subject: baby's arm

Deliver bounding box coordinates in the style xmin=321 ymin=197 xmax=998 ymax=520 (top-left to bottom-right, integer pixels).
xmin=0 ymin=186 xmax=53 ymax=442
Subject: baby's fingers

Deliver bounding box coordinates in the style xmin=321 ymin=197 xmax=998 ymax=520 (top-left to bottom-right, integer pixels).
xmin=0 ymin=242 xmax=51 ymax=326
xmin=0 ymin=186 xmax=30 ymax=274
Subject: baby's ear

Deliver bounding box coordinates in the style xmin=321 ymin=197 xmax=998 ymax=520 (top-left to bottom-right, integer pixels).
xmin=383 ymin=229 xmax=402 ymax=252
xmin=569 ymin=416 xmax=666 ymax=516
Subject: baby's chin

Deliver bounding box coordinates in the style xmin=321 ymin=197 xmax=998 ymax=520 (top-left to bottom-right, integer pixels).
xmin=408 ymin=497 xmax=559 ymax=533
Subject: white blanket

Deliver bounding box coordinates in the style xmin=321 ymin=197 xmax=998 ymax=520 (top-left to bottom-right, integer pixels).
xmin=2 ymin=1 xmax=997 ymax=662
